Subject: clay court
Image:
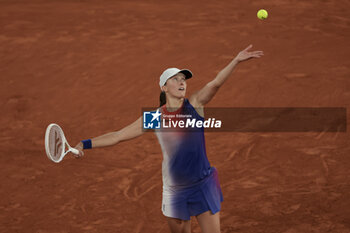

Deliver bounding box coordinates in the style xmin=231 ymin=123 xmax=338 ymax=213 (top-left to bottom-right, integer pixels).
xmin=1 ymin=0 xmax=349 ymax=232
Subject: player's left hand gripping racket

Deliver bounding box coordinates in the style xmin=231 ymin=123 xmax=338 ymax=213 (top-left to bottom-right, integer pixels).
xmin=45 ymin=123 xmax=79 ymax=163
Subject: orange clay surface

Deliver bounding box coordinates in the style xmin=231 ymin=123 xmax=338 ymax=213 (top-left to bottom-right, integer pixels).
xmin=0 ymin=0 xmax=349 ymax=232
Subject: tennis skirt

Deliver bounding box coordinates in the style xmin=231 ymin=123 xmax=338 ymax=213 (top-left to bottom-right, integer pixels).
xmin=161 ymin=166 xmax=224 ymax=220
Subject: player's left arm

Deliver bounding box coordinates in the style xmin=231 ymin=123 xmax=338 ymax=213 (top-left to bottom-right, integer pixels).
xmin=190 ymin=44 xmax=263 ymax=107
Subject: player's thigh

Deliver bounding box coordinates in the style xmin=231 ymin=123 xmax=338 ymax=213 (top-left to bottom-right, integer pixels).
xmin=166 ymin=217 xmax=191 ymax=233
xmin=196 ymin=210 xmax=220 ymax=233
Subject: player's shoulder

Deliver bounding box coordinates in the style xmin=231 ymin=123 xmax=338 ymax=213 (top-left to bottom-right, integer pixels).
xmin=188 ymin=94 xmax=203 ymax=109
xmin=186 ymin=96 xmax=204 ymax=118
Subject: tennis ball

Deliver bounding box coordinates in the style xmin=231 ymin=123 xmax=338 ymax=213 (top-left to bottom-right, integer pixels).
xmin=257 ymin=9 xmax=268 ymax=20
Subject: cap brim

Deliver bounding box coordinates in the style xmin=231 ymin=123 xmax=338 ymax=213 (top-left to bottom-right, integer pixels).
xmin=179 ymin=69 xmax=193 ymax=80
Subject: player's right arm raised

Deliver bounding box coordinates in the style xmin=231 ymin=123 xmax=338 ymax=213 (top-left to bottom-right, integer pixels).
xmin=74 ymin=116 xmax=144 ymax=157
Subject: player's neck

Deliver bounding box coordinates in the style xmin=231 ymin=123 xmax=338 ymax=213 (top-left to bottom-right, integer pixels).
xmin=166 ymin=97 xmax=184 ymax=112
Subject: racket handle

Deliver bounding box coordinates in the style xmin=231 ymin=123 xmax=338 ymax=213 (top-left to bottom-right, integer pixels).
xmin=70 ymin=148 xmax=79 ymax=155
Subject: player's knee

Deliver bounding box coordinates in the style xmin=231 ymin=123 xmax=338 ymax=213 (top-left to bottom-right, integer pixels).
xmin=167 ymin=217 xmax=191 ymax=233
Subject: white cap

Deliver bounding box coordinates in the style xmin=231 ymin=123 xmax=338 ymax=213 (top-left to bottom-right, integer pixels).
xmin=159 ymin=68 xmax=192 ymax=89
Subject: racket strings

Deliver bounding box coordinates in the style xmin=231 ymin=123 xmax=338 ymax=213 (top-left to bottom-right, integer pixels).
xmin=54 ymin=131 xmax=62 ymax=157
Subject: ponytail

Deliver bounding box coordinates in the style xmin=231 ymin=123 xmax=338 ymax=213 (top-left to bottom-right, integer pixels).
xmin=159 ymin=91 xmax=166 ymax=107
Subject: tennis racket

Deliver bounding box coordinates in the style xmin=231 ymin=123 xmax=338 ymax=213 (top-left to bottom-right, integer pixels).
xmin=45 ymin=123 xmax=79 ymax=163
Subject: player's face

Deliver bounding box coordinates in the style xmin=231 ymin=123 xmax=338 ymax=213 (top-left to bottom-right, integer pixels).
xmin=164 ymin=73 xmax=187 ymax=98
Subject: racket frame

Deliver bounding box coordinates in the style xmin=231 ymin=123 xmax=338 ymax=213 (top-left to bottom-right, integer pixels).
xmin=45 ymin=123 xmax=79 ymax=163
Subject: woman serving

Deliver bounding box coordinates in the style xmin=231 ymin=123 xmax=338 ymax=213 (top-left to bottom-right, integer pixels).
xmin=74 ymin=44 xmax=263 ymax=233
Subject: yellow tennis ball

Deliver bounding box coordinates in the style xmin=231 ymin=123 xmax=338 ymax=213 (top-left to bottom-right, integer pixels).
xmin=257 ymin=9 xmax=268 ymax=20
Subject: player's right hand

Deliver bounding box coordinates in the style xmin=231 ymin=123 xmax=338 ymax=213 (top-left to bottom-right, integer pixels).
xmin=73 ymin=142 xmax=84 ymax=158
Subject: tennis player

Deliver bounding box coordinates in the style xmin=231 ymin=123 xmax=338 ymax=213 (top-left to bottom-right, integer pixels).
xmin=74 ymin=44 xmax=263 ymax=233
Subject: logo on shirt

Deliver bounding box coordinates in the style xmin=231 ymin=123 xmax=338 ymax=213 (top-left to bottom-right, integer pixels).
xmin=143 ymin=109 xmax=162 ymax=129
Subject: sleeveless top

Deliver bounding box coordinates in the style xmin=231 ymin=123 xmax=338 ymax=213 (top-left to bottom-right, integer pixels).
xmin=155 ymin=98 xmax=212 ymax=190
